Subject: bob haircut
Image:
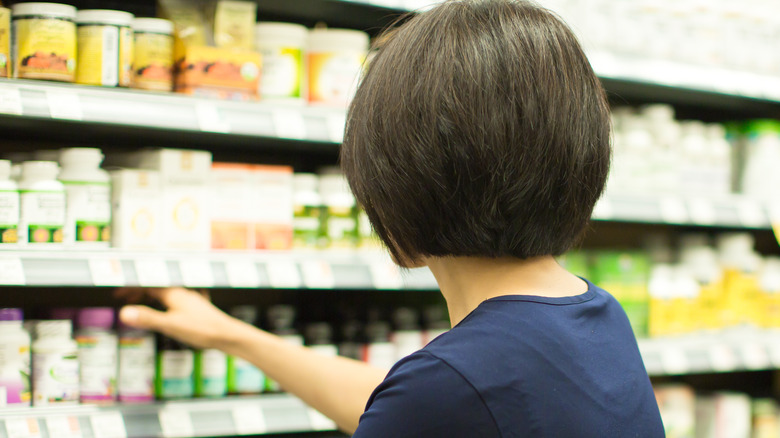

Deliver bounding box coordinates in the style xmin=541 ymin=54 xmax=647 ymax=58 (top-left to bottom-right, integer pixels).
xmin=341 ymin=0 xmax=611 ymax=267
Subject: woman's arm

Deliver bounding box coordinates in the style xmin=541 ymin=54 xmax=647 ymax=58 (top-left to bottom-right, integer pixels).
xmin=118 ymin=288 xmax=387 ymax=434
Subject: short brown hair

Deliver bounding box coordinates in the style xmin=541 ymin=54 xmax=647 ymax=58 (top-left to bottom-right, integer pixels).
xmin=341 ymin=0 xmax=610 ymax=266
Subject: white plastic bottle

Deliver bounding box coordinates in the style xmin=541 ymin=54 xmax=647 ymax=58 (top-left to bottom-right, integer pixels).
xmin=319 ymin=174 xmax=357 ymax=249
xmin=292 ymin=173 xmax=323 ymax=249
xmin=0 ymin=160 xmax=20 ymax=245
xmin=18 ymin=161 xmax=66 ymax=245
xmin=194 ymin=348 xmax=227 ymax=398
xmin=59 ymin=148 xmax=112 ymax=247
xmin=118 ymin=323 xmax=156 ymax=403
xmin=0 ymin=308 xmax=31 ymax=406
xmin=76 ymin=308 xmax=117 ymax=404
xmin=254 ymin=22 xmax=309 ymax=103
xmin=32 ymin=320 xmax=79 ymax=406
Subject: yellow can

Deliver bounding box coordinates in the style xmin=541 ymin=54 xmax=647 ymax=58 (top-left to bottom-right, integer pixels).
xmin=11 ymin=2 xmax=77 ymax=82
xmin=75 ymin=10 xmax=134 ymax=87
xmin=0 ymin=8 xmax=9 ymax=78
xmin=131 ymin=18 xmax=174 ymax=92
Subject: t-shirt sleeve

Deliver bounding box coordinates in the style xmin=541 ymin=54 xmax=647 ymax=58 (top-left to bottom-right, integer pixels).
xmin=352 ymin=351 xmax=500 ymax=438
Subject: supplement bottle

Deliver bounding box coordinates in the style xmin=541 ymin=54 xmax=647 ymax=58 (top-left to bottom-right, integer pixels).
xmin=305 ymin=323 xmax=339 ymax=357
xmin=391 ymin=308 xmax=424 ymax=362
xmin=18 ymin=161 xmax=65 ymax=245
xmin=307 ymin=28 xmax=369 ymax=108
xmin=0 ymin=7 xmax=9 ymax=78
xmin=59 ymin=148 xmax=111 ymax=247
xmin=265 ymin=305 xmax=303 ymax=393
xmin=227 ymin=306 xmax=264 ymax=395
xmin=362 ymin=320 xmax=396 ymax=371
xmin=194 ymin=348 xmax=227 ymax=398
xmin=254 ymin=22 xmax=308 ymax=103
xmin=32 ymin=320 xmax=79 ymax=406
xmin=76 ymin=308 xmax=117 ymax=404
xmin=131 ymin=18 xmax=174 ymax=91
xmin=0 ymin=308 xmax=30 ymax=406
xmin=118 ymin=323 xmax=156 ymax=403
xmin=292 ymin=173 xmax=323 ymax=249
xmin=75 ymin=10 xmax=134 ymax=87
xmin=319 ymin=174 xmax=357 ymax=249
xmin=156 ymin=336 xmax=194 ymax=400
xmin=0 ymin=160 xmax=20 ymax=245
xmin=11 ymin=2 xmax=77 ymax=82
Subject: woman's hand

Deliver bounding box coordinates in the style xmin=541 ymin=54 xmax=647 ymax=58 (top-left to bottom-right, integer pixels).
xmin=117 ymin=287 xmax=240 ymax=350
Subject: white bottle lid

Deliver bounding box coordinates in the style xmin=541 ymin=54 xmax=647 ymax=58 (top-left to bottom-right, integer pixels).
xmin=59 ymin=148 xmax=104 ymax=168
xmin=12 ymin=2 xmax=77 ymax=20
xmin=132 ymin=17 xmax=174 ymax=35
xmin=35 ymin=320 xmax=72 ymax=338
xmin=21 ymin=161 xmax=59 ymax=182
xmin=308 ymin=28 xmax=369 ymax=53
xmin=76 ymin=9 xmax=134 ymax=26
xmin=294 ymin=173 xmax=319 ymax=192
xmin=0 ymin=160 xmax=11 ymax=181
xmin=255 ymin=22 xmax=309 ymax=47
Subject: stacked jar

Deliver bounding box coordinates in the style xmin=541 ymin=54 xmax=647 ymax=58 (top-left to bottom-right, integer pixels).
xmin=11 ymin=2 xmax=77 ymax=82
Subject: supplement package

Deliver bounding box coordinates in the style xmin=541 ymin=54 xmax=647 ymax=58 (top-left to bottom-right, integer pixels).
xmin=211 ymin=163 xmax=253 ymax=250
xmin=11 ymin=3 xmax=77 ymax=82
xmin=212 ymin=0 xmax=256 ymax=49
xmin=132 ymin=18 xmax=174 ymax=91
xmin=0 ymin=8 xmax=9 ymax=77
xmin=75 ymin=10 xmax=134 ymax=87
xmin=110 ymin=169 xmax=162 ymax=250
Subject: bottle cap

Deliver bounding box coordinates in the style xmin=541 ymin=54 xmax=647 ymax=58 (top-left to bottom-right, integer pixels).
xmin=76 ymin=9 xmax=134 ymax=26
xmin=12 ymin=2 xmax=77 ymax=20
xmin=0 ymin=308 xmax=23 ymax=321
xmin=132 ymin=17 xmax=173 ymax=34
xmin=36 ymin=320 xmax=72 ymax=338
xmin=59 ymin=148 xmax=104 ymax=168
xmin=0 ymin=160 xmax=11 ymax=180
xmin=78 ymin=307 xmax=115 ymax=329
xmin=21 ymin=161 xmax=59 ymax=181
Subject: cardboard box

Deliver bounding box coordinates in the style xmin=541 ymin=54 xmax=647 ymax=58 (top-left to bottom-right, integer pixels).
xmin=175 ymin=45 xmax=260 ymax=100
xmin=251 ymin=165 xmax=292 ymax=250
xmin=110 ymin=169 xmax=162 ymax=250
xmin=212 ymin=1 xmax=255 ymax=49
xmin=211 ymin=163 xmax=253 ymax=250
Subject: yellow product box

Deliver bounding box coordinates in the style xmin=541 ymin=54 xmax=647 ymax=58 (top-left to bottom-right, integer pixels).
xmin=213 ymin=0 xmax=255 ymax=49
xmin=0 ymin=8 xmax=9 ymax=78
xmin=211 ymin=163 xmax=253 ymax=250
xmin=175 ymin=45 xmax=260 ymax=100
xmin=11 ymin=2 xmax=77 ymax=82
xmin=110 ymin=169 xmax=162 ymax=250
xmin=135 ymin=149 xmax=213 ymax=251
xmin=251 ymin=165 xmax=293 ymax=250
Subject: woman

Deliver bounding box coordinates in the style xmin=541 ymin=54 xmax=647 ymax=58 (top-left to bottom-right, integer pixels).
xmin=119 ymin=1 xmax=665 ymax=436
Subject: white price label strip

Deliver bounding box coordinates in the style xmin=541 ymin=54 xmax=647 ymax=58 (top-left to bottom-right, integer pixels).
xmin=179 ymin=259 xmax=215 ymax=288
xmin=709 ymin=344 xmax=738 ymax=372
xmin=370 ymin=261 xmax=403 ymax=290
xmin=738 ymin=199 xmax=765 ymax=227
xmin=326 ymin=113 xmax=347 ymax=143
xmin=266 ymin=261 xmax=302 ymax=288
xmin=659 ymin=197 xmax=688 ymax=224
xmin=660 ymin=348 xmax=689 ymax=375
xmin=134 ymin=259 xmax=171 ymax=287
xmin=591 ymin=198 xmax=613 ymax=220
xmin=741 ymin=343 xmax=769 ymax=370
xmin=272 ymin=109 xmax=307 ymax=140
xmin=0 ymin=87 xmax=23 ymax=115
xmin=0 ymin=257 xmax=25 ymax=285
xmin=159 ymin=409 xmax=193 ymax=438
xmin=307 ymin=408 xmax=337 ymax=431
xmin=225 ymin=260 xmax=261 ymax=288
xmin=45 ymin=416 xmax=82 ymax=438
xmin=5 ymin=418 xmax=41 ymax=438
xmin=89 ymin=413 xmax=126 ymax=438
xmin=232 ymin=405 xmax=267 ymax=435
xmin=301 ymin=260 xmax=335 ymax=289
xmin=688 ymin=198 xmax=716 ymax=225
xmin=195 ymin=102 xmax=230 ymax=133
xmin=46 ymin=90 xmax=83 ymax=120
xmin=89 ymin=258 xmax=126 ymax=287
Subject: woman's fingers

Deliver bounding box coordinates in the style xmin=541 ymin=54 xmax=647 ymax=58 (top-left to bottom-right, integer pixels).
xmin=118 ymin=305 xmax=169 ymax=333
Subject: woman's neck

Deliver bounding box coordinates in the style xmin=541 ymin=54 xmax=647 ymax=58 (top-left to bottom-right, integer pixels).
xmin=425 ymin=255 xmax=587 ymax=326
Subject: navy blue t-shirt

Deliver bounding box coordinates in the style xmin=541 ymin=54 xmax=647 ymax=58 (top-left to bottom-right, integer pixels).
xmin=353 ymin=280 xmax=664 ymax=437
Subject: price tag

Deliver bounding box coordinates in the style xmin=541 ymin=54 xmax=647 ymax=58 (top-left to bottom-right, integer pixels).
xmin=89 ymin=258 xmax=126 ymax=287
xmin=134 ymin=259 xmax=171 ymax=287
xmin=688 ymin=198 xmax=716 ymax=225
xmin=272 ymin=109 xmax=307 ymax=140
xmin=709 ymin=344 xmax=738 ymax=372
xmin=5 ymin=418 xmax=41 ymax=438
xmin=741 ymin=343 xmax=769 ymax=370
xmin=195 ymin=102 xmax=230 ymax=133
xmin=225 ymin=260 xmax=261 ymax=288
xmin=0 ymin=87 xmax=23 ymax=115
xmin=45 ymin=416 xmax=82 ymax=438
xmin=232 ymin=405 xmax=267 ymax=435
xmin=660 ymin=348 xmax=689 ymax=375
xmin=89 ymin=413 xmax=126 ymax=438
xmin=266 ymin=261 xmax=302 ymax=289
xmin=659 ymin=197 xmax=688 ymax=224
xmin=46 ymin=90 xmax=83 ymax=120
xmin=370 ymin=261 xmax=403 ymax=290
xmin=0 ymin=257 xmax=25 ymax=285
xmin=326 ymin=113 xmax=347 ymax=143
xmin=738 ymin=199 xmax=766 ymax=228
xmin=307 ymin=408 xmax=337 ymax=431
xmin=301 ymin=260 xmax=335 ymax=289
xmin=179 ymin=259 xmax=215 ymax=288
xmin=591 ymin=198 xmax=614 ymax=220
xmin=158 ymin=409 xmax=193 ymax=438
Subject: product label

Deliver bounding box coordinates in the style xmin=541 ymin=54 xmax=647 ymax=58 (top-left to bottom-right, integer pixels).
xmin=292 ymin=204 xmax=322 ymax=249
xmin=19 ymin=190 xmax=65 ymax=244
xmin=0 ymin=340 xmax=31 ymax=405
xmin=0 ymin=190 xmax=19 ymax=243
xmin=325 ymin=206 xmax=357 ymax=248
xmin=32 ymin=350 xmax=79 ymax=406
xmin=156 ymin=350 xmax=193 ymax=399
xmin=0 ymin=9 xmax=9 ymax=78
xmin=195 ymin=349 xmax=227 ymax=397
xmin=132 ymin=32 xmax=173 ymax=91
xmin=76 ymin=332 xmax=117 ymax=402
xmin=260 ymin=47 xmax=303 ymax=99
xmin=12 ymin=17 xmax=76 ymax=81
xmin=76 ymin=25 xmax=132 ymax=87
xmin=308 ymin=51 xmax=364 ymax=107
xmin=117 ymin=334 xmax=155 ymax=402
xmin=62 ymin=182 xmax=111 ymax=244
xmin=227 ymin=356 xmax=264 ymax=394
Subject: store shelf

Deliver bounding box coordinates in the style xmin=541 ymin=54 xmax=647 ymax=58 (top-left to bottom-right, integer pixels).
xmin=639 ymin=329 xmax=780 ymax=376
xmin=592 ymin=193 xmax=773 ymax=229
xmin=0 ymin=394 xmax=336 ymax=438
xmin=0 ymin=249 xmax=437 ymax=290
